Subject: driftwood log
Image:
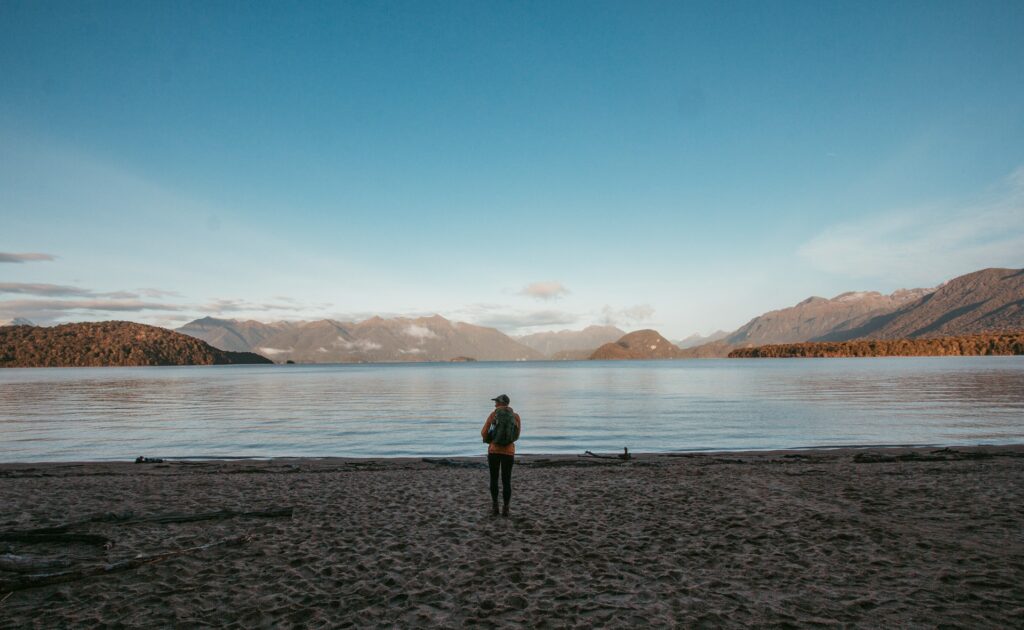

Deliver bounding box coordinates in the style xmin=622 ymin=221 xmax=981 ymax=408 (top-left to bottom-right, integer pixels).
xmin=94 ymin=507 xmax=293 ymax=526
xmin=852 ymin=448 xmax=1001 ymax=464
xmin=422 ymin=458 xmax=487 ymax=469
xmin=0 ymin=507 xmax=294 ymax=540
xmin=0 ymin=554 xmax=72 ymax=574
xmin=0 ymin=533 xmax=110 ymax=547
xmin=0 ymin=534 xmax=252 ymax=593
xmin=579 ymin=447 xmax=632 ymax=461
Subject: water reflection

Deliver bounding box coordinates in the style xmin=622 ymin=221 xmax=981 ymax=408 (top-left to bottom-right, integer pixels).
xmin=0 ymin=358 xmax=1022 ymax=462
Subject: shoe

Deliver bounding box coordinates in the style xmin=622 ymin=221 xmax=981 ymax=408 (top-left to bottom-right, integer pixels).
xmin=502 ymin=503 xmax=509 ymax=517
xmin=491 ymin=501 xmax=499 ymax=516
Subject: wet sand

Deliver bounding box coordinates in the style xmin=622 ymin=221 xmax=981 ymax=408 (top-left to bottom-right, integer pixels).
xmin=2 ymin=446 xmax=1023 ymax=628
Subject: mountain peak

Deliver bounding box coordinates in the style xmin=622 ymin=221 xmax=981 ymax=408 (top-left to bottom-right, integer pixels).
xmin=832 ymin=291 xmax=882 ymax=302
xmin=826 ymin=266 xmax=1024 ymax=340
xmin=1 ymin=317 xmax=35 ymax=326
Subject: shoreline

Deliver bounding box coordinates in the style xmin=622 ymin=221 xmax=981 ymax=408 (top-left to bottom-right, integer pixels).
xmin=4 ymin=353 xmax=1024 ymax=369
xmin=4 ymin=442 xmax=1024 ymax=467
xmin=2 ymin=444 xmax=1022 ymax=626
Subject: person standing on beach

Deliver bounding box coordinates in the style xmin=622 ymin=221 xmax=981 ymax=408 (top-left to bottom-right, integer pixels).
xmin=481 ymin=394 xmax=521 ymax=517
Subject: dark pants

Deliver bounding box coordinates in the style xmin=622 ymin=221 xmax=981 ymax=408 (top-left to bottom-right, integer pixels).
xmin=488 ymin=453 xmax=514 ymax=504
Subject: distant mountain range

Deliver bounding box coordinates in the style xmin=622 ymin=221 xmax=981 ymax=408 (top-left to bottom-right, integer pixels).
xmin=818 ymin=268 xmax=1024 ymax=341
xmin=5 ymin=268 xmax=1018 ymax=366
xmin=514 ymin=325 xmax=624 ymax=357
xmin=684 ymin=267 xmax=1024 ymax=357
xmin=0 ymin=321 xmax=271 ymax=367
xmin=178 ymin=314 xmax=544 ymax=363
xmin=675 ymin=330 xmax=729 ymax=348
xmin=163 ymin=266 xmax=1024 ymax=363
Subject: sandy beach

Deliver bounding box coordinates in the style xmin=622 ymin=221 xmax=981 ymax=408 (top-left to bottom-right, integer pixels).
xmin=2 ymin=446 xmax=1023 ymax=628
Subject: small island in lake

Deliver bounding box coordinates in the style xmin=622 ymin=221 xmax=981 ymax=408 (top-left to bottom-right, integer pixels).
xmin=0 ymin=321 xmax=273 ymax=367
xmin=589 ymin=329 xmax=688 ymax=360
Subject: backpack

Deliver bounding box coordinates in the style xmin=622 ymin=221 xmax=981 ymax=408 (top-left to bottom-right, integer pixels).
xmin=491 ymin=407 xmax=518 ymax=446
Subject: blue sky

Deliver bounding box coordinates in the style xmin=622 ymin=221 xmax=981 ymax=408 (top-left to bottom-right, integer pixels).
xmin=2 ymin=1 xmax=1023 ymax=338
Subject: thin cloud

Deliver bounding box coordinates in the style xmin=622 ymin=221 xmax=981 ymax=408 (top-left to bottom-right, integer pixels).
xmin=798 ymin=166 xmax=1024 ymax=284
xmin=520 ymin=281 xmax=570 ymax=300
xmin=201 ymin=298 xmax=307 ymax=313
xmin=0 ymin=298 xmax=187 ymax=324
xmin=136 ymin=287 xmax=182 ymax=298
xmin=404 ymin=324 xmax=437 ymax=340
xmin=472 ymin=309 xmax=580 ymax=331
xmin=334 ymin=338 xmax=383 ymax=352
xmin=0 ymin=298 xmax=185 ymax=312
xmin=600 ymin=304 xmax=655 ymax=328
xmin=0 ymin=252 xmax=56 ymax=263
xmin=0 ymin=283 xmax=140 ymax=298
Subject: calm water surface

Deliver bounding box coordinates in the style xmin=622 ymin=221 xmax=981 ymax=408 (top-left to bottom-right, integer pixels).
xmin=1 ymin=358 xmax=1023 ymax=462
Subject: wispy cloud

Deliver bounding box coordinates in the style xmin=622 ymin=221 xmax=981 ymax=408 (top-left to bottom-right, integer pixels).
xmin=0 ymin=252 xmax=56 ymax=263
xmin=600 ymin=304 xmax=655 ymax=328
xmin=0 ymin=298 xmax=185 ymax=312
xmin=456 ymin=301 xmax=653 ymax=333
xmin=333 ymin=337 xmax=383 ymax=352
xmin=798 ymin=167 xmax=1024 ymax=284
xmin=519 ymin=281 xmax=570 ymax=300
xmin=136 ymin=287 xmax=182 ymax=298
xmin=0 ymin=288 xmax=339 ymax=326
xmin=404 ymin=324 xmax=437 ymax=340
xmin=0 ymin=298 xmax=186 ymax=324
xmin=471 ymin=309 xmax=580 ymax=332
xmin=200 ymin=298 xmax=308 ymax=313
xmin=0 ymin=282 xmax=137 ymax=298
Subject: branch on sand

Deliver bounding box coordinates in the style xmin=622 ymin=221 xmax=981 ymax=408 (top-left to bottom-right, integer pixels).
xmin=0 ymin=507 xmax=293 ymax=539
xmin=0 ymin=534 xmax=252 ymax=593
xmin=422 ymin=458 xmax=487 ymax=469
xmin=852 ymin=448 xmax=1003 ymax=464
xmin=85 ymin=507 xmax=294 ymax=527
xmin=0 ymin=533 xmax=110 ymax=547
xmin=579 ymin=447 xmax=632 ymax=461
xmin=0 ymin=554 xmax=72 ymax=574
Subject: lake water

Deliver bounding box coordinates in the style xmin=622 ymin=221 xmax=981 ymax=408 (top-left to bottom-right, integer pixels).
xmin=1 ymin=358 xmax=1023 ymax=462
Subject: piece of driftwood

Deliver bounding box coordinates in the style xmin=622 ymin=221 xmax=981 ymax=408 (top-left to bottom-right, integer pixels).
xmin=1 ymin=507 xmax=294 ymax=538
xmin=526 ymin=459 xmax=623 ymax=468
xmin=853 ymin=449 xmax=997 ymax=464
xmin=0 ymin=533 xmax=110 ymax=546
xmin=0 ymin=534 xmax=252 ymax=593
xmin=579 ymin=447 xmax=631 ymax=461
xmin=104 ymin=507 xmax=293 ymax=526
xmin=422 ymin=458 xmax=486 ymax=469
xmin=0 ymin=554 xmax=73 ymax=574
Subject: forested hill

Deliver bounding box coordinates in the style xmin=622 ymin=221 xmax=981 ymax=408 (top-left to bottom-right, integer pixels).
xmin=727 ymin=332 xmax=1024 ymax=358
xmin=0 ymin=321 xmax=273 ymax=367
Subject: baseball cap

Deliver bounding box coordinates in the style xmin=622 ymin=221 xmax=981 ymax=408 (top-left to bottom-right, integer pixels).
xmin=491 ymin=394 xmax=510 ymax=405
